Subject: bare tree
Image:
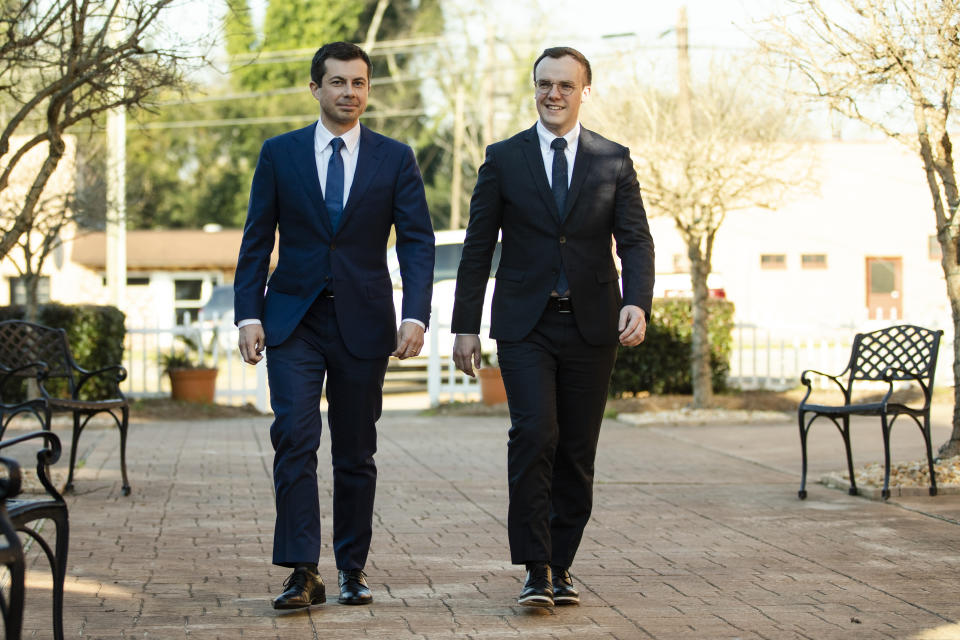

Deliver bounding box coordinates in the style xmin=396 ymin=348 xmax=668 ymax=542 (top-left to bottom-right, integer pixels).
xmin=0 ymin=0 xmax=193 ymax=262
xmin=588 ymin=66 xmax=812 ymax=407
xmin=758 ymin=0 xmax=960 ymax=455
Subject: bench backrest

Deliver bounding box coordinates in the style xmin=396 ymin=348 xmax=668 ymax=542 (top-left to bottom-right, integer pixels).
xmin=847 ymin=324 xmax=942 ymax=389
xmin=0 ymin=321 xmax=77 ymax=392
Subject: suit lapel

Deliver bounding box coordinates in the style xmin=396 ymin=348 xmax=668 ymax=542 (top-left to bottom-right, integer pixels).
xmin=519 ymin=125 xmax=561 ymax=221
xmin=290 ymin=122 xmax=333 ymax=236
xmin=564 ymin=127 xmax=595 ymax=218
xmin=338 ymin=125 xmax=385 ymax=234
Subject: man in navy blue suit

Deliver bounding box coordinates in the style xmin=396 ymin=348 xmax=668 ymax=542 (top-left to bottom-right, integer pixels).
xmin=234 ymin=41 xmax=434 ymax=610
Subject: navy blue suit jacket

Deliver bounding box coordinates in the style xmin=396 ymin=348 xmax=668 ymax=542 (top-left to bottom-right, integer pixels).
xmin=234 ymin=123 xmax=434 ymax=359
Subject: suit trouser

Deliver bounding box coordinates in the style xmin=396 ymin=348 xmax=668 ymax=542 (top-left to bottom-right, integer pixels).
xmin=266 ymin=295 xmax=389 ymax=570
xmin=497 ymin=302 xmax=618 ymax=568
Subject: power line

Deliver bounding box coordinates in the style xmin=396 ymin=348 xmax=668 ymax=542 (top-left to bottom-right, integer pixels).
xmin=132 ymin=108 xmax=427 ymax=130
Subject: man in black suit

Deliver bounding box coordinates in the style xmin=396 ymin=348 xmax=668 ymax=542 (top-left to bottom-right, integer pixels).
xmin=452 ymin=46 xmax=654 ymax=607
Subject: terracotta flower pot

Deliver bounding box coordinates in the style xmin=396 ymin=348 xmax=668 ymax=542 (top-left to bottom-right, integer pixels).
xmin=477 ymin=366 xmax=507 ymax=405
xmin=168 ymin=367 xmax=218 ymax=403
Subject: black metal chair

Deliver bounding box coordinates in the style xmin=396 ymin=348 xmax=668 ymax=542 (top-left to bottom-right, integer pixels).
xmin=0 ymin=320 xmax=130 ymax=495
xmin=798 ymin=324 xmax=943 ymax=500
xmin=0 ymin=431 xmax=67 ymax=640
xmin=0 ymin=455 xmax=25 ymax=640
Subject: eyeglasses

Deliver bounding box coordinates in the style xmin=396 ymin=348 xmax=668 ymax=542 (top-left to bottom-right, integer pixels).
xmin=535 ymin=80 xmax=578 ymax=96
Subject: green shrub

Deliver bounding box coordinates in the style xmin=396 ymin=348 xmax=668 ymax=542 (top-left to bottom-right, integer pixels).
xmin=610 ymin=298 xmax=734 ymax=396
xmin=0 ymin=304 xmax=126 ymax=400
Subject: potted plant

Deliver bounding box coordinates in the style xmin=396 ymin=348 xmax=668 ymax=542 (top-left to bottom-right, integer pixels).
xmin=160 ymin=335 xmax=218 ymax=403
xmin=477 ymin=351 xmax=507 ymax=406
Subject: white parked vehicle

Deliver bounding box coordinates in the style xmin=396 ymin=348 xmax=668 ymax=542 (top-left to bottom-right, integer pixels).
xmin=388 ymin=229 xmax=501 ymax=358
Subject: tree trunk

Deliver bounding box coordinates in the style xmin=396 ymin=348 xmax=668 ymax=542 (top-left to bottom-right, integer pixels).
xmin=938 ymin=257 xmax=960 ymax=457
xmin=24 ymin=272 xmax=39 ymax=323
xmin=688 ymin=242 xmax=713 ymax=408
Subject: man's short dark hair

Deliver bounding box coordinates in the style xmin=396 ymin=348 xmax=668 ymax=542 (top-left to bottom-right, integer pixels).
xmin=533 ymin=46 xmax=592 ymax=86
xmin=311 ymin=42 xmax=372 ymax=85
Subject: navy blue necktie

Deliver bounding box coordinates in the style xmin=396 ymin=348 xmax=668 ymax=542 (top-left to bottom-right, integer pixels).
xmin=551 ymin=137 xmax=570 ymax=295
xmin=325 ymin=137 xmax=345 ymax=231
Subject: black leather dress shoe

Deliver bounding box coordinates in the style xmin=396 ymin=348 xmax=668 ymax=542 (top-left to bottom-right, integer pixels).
xmin=551 ymin=567 xmax=580 ymax=605
xmin=518 ymin=563 xmax=553 ymax=607
xmin=338 ymin=569 xmax=373 ymax=605
xmin=272 ymin=567 xmax=325 ymax=609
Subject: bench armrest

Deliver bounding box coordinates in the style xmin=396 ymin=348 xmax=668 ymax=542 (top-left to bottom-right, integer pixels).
xmin=0 ymin=431 xmax=63 ymax=501
xmin=0 ymin=455 xmax=22 ymax=501
xmin=799 ymin=368 xmax=850 ymax=406
xmin=69 ymin=365 xmax=128 ymax=399
xmin=881 ymin=366 xmax=931 ymax=408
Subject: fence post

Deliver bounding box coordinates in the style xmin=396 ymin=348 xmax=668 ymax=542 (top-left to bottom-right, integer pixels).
xmin=255 ymin=361 xmax=269 ymax=413
xmin=428 ymin=306 xmax=441 ymax=407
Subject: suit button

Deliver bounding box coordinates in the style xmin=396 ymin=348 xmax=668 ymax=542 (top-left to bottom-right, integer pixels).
xmin=559 ymin=236 xmax=566 ymax=244
xmin=331 ymin=244 xmax=336 ymax=251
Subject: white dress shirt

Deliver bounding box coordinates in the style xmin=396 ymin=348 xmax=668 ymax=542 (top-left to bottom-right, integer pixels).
xmin=536 ymin=119 xmax=580 ymax=188
xmin=239 ymin=119 xmax=423 ymax=331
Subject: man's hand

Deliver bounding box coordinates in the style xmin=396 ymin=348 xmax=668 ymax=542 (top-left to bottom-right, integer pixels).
xmin=452 ymin=334 xmax=482 ymax=377
xmin=238 ymin=324 xmax=266 ymax=364
xmin=392 ymin=321 xmax=425 ymax=359
xmin=618 ymin=305 xmax=647 ymax=347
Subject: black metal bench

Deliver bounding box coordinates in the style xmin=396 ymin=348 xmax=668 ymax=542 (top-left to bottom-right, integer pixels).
xmin=0 ymin=454 xmax=25 ymax=640
xmin=0 ymin=320 xmax=130 ymax=495
xmin=798 ymin=324 xmax=943 ymax=500
xmin=0 ymin=430 xmax=67 ymax=640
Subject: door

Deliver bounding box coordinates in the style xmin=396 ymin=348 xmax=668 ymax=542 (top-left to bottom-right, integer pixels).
xmin=866 ymin=257 xmax=902 ymax=320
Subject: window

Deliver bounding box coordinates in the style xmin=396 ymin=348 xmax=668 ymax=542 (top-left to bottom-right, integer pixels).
xmin=929 ymin=235 xmax=942 ymax=260
xmin=174 ymin=278 xmax=205 ymax=324
xmin=8 ymin=276 xmax=50 ymax=305
xmin=801 ymin=254 xmax=827 ymax=269
xmin=760 ymin=254 xmax=786 ymax=270
xmin=127 ymin=276 xmax=150 ymax=286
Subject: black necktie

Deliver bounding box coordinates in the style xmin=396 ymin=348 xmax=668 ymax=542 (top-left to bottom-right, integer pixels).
xmin=551 ymin=137 xmax=570 ymax=295
xmin=326 ymin=137 xmax=345 ymax=231
xmin=551 ymin=137 xmax=568 ymax=218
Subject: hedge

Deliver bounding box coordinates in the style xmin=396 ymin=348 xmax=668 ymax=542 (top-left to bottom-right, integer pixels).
xmin=0 ymin=304 xmax=126 ymax=400
xmin=609 ymin=298 xmax=735 ymax=397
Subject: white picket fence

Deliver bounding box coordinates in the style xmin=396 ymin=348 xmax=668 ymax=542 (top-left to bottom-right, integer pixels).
xmin=120 ymin=315 xmax=952 ymax=410
xmin=123 ymin=321 xmax=269 ymax=411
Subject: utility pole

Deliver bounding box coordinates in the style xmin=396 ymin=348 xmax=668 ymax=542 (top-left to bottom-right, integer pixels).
xmin=449 ymin=85 xmax=465 ymax=230
xmin=481 ymin=22 xmax=495 ymax=149
xmin=105 ymin=0 xmax=127 ymax=309
xmin=677 ymin=6 xmax=693 ymax=130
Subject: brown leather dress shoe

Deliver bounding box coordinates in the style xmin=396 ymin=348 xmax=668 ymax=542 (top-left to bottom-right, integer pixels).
xmin=338 ymin=569 xmax=373 ymax=605
xmin=518 ymin=563 xmax=553 ymax=607
xmin=551 ymin=567 xmax=580 ymax=605
xmin=272 ymin=566 xmax=326 ymax=609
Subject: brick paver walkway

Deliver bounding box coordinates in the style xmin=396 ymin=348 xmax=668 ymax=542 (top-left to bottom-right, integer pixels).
xmin=12 ymin=406 xmax=960 ymax=639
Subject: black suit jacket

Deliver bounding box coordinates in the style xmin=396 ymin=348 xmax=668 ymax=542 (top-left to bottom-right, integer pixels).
xmin=452 ymin=124 xmax=654 ymax=346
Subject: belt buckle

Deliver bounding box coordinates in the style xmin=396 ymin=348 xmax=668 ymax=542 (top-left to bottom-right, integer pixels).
xmin=555 ymin=296 xmax=572 ymax=314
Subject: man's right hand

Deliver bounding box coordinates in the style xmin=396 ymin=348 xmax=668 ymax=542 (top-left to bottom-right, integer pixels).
xmin=452 ymin=334 xmax=482 ymax=377
xmin=238 ymin=324 xmax=266 ymax=365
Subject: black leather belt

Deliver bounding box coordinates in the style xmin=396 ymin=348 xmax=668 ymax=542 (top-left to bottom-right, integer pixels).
xmin=547 ymin=296 xmax=573 ymax=313
xmin=318 ymin=289 xmax=335 ymax=299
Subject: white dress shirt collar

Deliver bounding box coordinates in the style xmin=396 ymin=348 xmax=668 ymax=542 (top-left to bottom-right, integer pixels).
xmin=535 ymin=120 xmax=580 ymax=155
xmin=315 ymin=119 xmax=361 ymax=154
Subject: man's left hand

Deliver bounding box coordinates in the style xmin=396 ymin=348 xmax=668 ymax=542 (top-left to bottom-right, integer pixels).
xmin=392 ymin=321 xmax=425 ymax=359
xmin=618 ymin=305 xmax=647 ymax=347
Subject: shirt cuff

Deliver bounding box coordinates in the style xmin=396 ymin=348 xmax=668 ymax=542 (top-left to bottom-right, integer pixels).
xmin=401 ymin=318 xmax=426 ymax=330
xmin=238 ymin=319 xmax=262 ymax=328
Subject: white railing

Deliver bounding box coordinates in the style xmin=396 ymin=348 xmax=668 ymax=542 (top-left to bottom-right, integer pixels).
xmin=427 ymin=306 xmax=487 ymax=407
xmin=424 ymin=316 xmax=953 ymax=405
xmin=123 ymin=320 xmax=269 ymax=411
